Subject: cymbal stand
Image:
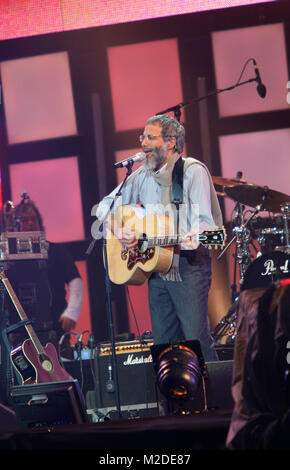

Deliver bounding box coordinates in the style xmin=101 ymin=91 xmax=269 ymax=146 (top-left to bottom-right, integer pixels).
xmin=278 ymin=202 xmax=290 ymax=254
xmin=218 ymin=203 xmax=262 ymax=281
xmin=232 ymin=204 xmax=252 ymax=286
xmin=212 ymin=203 xmax=246 ymax=344
xmin=213 ymin=204 xmax=262 ymax=344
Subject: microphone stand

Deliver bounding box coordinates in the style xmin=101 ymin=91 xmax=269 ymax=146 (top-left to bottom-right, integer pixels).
xmin=157 ymin=77 xmax=258 ymax=121
xmin=86 ymin=160 xmax=135 ymax=420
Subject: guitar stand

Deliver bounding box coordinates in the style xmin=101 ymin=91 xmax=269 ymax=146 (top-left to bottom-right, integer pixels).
xmin=2 ymin=319 xmax=34 ymax=385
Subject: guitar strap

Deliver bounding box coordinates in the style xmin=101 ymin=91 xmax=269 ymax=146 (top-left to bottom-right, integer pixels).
xmin=171 ymin=156 xmax=185 ymax=234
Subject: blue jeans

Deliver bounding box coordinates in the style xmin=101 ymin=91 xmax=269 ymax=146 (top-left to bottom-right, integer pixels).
xmin=148 ymin=249 xmax=218 ymax=362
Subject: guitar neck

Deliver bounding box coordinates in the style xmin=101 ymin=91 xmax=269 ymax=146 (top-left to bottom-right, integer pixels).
xmin=147 ymin=234 xmax=181 ymax=248
xmin=146 ymin=233 xmax=209 ymax=248
xmin=145 ymin=229 xmax=224 ymax=249
xmin=1 ymin=274 xmax=44 ymax=355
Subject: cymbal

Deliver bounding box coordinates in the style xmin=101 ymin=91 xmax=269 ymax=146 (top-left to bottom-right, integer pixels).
xmin=212 ymin=176 xmax=247 ymax=187
xmin=224 ymin=184 xmax=290 ymax=213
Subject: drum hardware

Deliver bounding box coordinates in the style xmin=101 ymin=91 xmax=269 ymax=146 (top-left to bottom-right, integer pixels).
xmin=277 ymin=202 xmax=290 ymax=252
xmin=212 ymin=300 xmax=238 ymax=345
xmin=217 ymin=201 xmax=263 ymax=283
xmin=213 ymin=180 xmax=290 ymax=345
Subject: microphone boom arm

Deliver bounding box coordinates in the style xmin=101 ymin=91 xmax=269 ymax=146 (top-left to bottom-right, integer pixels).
xmin=157 ymin=77 xmax=257 ymax=118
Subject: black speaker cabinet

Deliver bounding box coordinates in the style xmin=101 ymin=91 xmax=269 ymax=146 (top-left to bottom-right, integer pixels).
xmin=204 ymin=360 xmax=234 ymax=411
xmin=94 ymin=340 xmax=158 ymax=413
xmin=10 ymin=380 xmax=88 ymax=428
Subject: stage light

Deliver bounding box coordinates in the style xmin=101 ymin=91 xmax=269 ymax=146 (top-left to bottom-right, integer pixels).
xmin=151 ymin=340 xmax=206 ymax=415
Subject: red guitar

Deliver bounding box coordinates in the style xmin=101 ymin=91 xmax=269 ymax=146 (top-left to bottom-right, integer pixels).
xmin=0 ymin=270 xmax=73 ymax=384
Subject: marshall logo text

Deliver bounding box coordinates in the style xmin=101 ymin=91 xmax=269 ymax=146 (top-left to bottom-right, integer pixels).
xmin=123 ymin=353 xmax=153 ymax=366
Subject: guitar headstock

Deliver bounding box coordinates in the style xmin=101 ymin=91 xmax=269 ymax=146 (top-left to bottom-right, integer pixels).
xmin=199 ymin=227 xmax=227 ymax=249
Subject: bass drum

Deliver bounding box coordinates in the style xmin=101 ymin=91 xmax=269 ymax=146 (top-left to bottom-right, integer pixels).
xmin=241 ymin=251 xmax=290 ymax=291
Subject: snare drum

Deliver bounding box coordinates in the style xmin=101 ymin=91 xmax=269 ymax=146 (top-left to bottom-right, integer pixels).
xmin=241 ymin=251 xmax=289 ymax=291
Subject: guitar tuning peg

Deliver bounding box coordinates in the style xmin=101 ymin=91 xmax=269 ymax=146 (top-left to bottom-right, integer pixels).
xmin=208 ymin=246 xmax=212 ymax=250
xmin=214 ymin=245 xmax=218 ymax=250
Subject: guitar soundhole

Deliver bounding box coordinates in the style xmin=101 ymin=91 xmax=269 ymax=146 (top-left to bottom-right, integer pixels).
xmin=127 ymin=248 xmax=155 ymax=270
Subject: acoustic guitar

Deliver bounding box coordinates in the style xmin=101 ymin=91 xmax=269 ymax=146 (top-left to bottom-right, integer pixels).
xmin=0 ymin=270 xmax=73 ymax=384
xmin=105 ymin=205 xmax=226 ymax=285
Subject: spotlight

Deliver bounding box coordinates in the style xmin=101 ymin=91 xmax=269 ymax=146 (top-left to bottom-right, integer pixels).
xmin=151 ymin=340 xmax=206 ymax=415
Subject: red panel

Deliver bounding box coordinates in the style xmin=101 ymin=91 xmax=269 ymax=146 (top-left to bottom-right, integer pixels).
xmin=127 ymin=284 xmax=152 ymax=338
xmin=61 ymin=0 xmax=276 ymax=31
xmin=108 ymin=39 xmax=184 ymax=131
xmin=9 ymin=157 xmax=85 ymax=243
xmin=0 ymin=0 xmax=63 ymax=40
xmin=74 ymin=261 xmax=92 ymax=339
xmin=1 ymin=0 xmax=275 ymax=39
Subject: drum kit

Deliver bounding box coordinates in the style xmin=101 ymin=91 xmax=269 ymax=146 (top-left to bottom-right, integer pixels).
xmin=212 ymin=174 xmax=290 ymax=345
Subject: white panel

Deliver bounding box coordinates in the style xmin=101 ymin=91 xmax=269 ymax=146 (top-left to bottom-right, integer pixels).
xmin=1 ymin=51 xmax=77 ymax=144
xmin=212 ymin=23 xmax=289 ymax=116
xmin=219 ymin=129 xmax=290 ymax=222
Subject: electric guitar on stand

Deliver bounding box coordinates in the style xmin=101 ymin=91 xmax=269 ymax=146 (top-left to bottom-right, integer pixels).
xmin=0 ymin=270 xmax=73 ymax=385
xmin=105 ymin=205 xmax=226 ymax=285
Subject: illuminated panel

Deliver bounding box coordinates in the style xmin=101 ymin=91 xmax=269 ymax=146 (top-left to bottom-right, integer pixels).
xmin=64 ymin=260 xmax=92 ymax=345
xmin=127 ymin=283 xmax=152 ymax=338
xmin=73 ymin=260 xmax=92 ymax=338
xmin=0 ymin=1 xmax=278 ymax=39
xmin=0 ymin=52 xmax=77 ymax=144
xmin=219 ymin=128 xmax=290 ymax=222
xmin=61 ymin=0 xmax=276 ymax=31
xmin=9 ymin=157 xmax=85 ymax=243
xmin=212 ymin=23 xmax=289 ymax=117
xmin=0 ymin=0 xmax=63 ymax=40
xmin=107 ymin=39 xmax=184 ymax=131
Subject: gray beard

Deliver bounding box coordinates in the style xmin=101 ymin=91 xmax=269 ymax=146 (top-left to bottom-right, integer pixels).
xmin=143 ymin=145 xmax=167 ymax=171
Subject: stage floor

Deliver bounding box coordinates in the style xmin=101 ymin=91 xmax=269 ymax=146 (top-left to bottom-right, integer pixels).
xmin=0 ymin=407 xmax=232 ymax=453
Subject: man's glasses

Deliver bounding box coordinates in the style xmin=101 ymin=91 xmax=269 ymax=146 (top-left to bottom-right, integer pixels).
xmin=139 ymin=134 xmax=162 ymax=143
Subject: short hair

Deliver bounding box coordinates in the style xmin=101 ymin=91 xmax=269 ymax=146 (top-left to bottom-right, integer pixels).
xmin=146 ymin=114 xmax=185 ymax=154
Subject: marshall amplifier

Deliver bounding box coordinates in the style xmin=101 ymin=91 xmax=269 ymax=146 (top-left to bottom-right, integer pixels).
xmin=93 ymin=340 xmax=158 ymax=413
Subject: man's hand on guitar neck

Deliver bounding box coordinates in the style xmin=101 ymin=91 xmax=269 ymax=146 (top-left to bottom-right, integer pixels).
xmin=181 ymin=229 xmax=200 ymax=250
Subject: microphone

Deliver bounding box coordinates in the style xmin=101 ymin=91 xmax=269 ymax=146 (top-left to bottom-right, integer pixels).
xmin=253 ymin=60 xmax=266 ymax=98
xmin=114 ymin=152 xmax=145 ymax=169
